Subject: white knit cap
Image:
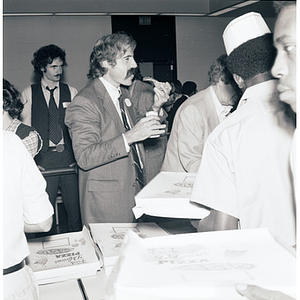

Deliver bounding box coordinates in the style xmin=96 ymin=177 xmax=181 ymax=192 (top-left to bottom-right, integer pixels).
xmin=223 ymin=12 xmax=271 ymax=55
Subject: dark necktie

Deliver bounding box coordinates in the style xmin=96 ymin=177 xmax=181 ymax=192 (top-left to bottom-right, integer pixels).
xmin=47 ymin=86 xmax=62 ymax=145
xmin=118 ymin=93 xmax=144 ymax=188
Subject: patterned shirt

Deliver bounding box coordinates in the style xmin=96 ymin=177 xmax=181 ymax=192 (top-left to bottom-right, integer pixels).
xmin=6 ymin=118 xmax=43 ymax=157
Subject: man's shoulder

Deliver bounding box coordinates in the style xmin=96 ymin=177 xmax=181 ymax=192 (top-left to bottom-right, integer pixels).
xmin=72 ymin=79 xmax=103 ymax=104
xmin=180 ymin=87 xmax=211 ymax=112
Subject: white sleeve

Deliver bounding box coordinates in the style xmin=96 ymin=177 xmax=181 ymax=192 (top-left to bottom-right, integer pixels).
xmin=20 ymin=138 xmax=54 ymax=224
xmin=190 ymin=133 xmax=238 ymax=218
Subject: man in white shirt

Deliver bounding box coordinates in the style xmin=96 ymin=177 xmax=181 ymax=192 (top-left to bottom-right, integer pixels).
xmin=190 ymin=12 xmax=296 ymax=250
xmin=236 ymin=2 xmax=297 ymax=300
xmin=3 ymin=131 xmax=54 ymax=300
xmin=65 ymin=32 xmax=169 ymax=225
xmin=162 ymin=54 xmax=240 ymax=173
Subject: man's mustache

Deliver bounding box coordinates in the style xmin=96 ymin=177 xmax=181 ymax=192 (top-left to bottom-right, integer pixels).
xmin=126 ymin=68 xmax=136 ymax=79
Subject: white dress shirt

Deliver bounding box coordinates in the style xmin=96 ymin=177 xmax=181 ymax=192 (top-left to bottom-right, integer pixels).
xmin=210 ymin=86 xmax=232 ymax=122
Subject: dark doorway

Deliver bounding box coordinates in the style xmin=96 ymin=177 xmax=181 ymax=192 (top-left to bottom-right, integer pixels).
xmin=112 ymin=16 xmax=177 ymax=82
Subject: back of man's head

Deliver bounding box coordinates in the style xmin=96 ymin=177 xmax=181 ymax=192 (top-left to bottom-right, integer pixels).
xmin=223 ymin=12 xmax=276 ymax=81
xmin=208 ymin=54 xmax=235 ymax=85
xmin=182 ymin=81 xmax=197 ymax=96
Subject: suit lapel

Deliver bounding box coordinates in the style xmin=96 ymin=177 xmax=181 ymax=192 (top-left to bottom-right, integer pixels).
xmin=93 ymin=79 xmax=126 ymax=133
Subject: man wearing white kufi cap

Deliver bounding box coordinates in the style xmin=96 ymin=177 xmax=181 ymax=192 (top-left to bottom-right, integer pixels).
xmin=190 ymin=12 xmax=296 ymax=250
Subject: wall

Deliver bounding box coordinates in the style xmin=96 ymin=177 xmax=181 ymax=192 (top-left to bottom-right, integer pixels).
xmin=3 ymin=15 xmax=275 ymax=93
xmin=3 ymin=16 xmax=111 ymax=93
xmin=176 ymin=16 xmax=276 ymax=91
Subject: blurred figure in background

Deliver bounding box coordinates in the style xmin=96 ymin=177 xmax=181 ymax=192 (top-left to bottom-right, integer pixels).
xmin=163 ymin=79 xmax=182 ymax=113
xmin=167 ymin=80 xmax=198 ymax=132
xmin=129 ymin=67 xmax=168 ymax=184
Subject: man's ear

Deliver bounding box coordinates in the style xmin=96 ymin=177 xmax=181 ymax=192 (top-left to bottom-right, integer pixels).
xmin=233 ymin=74 xmax=245 ymax=90
xmin=101 ymin=60 xmax=110 ymax=69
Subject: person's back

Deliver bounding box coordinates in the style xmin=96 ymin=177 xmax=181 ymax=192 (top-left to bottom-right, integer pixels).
xmin=162 ymin=54 xmax=240 ymax=173
xmin=162 ymin=87 xmax=217 ymax=172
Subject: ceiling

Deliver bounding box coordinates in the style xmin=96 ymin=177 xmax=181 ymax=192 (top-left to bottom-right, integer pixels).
xmin=3 ymin=0 xmax=277 ymax=18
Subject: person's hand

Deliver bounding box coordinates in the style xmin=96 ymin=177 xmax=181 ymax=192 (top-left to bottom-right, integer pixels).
xmin=143 ymin=77 xmax=172 ymax=111
xmin=235 ymin=283 xmax=295 ymax=300
xmin=124 ymin=115 xmax=166 ymax=144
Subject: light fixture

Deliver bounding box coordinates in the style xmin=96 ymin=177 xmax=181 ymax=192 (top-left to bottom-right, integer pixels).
xmin=207 ymin=0 xmax=260 ymax=17
xmin=208 ymin=7 xmax=237 ymax=16
xmin=158 ymin=13 xmax=207 ymax=16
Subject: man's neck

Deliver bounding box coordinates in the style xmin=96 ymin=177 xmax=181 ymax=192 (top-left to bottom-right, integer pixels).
xmin=42 ymin=77 xmax=59 ymax=89
xmin=244 ymin=72 xmax=274 ymax=89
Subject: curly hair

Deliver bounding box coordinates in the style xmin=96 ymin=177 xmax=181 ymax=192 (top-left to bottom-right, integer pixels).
xmin=208 ymin=54 xmax=235 ymax=85
xmin=31 ymin=44 xmax=67 ymax=76
xmin=227 ymin=33 xmax=276 ymax=81
xmin=273 ymin=1 xmax=296 ymax=14
xmin=88 ymin=32 xmax=137 ymax=79
xmin=3 ymin=79 xmax=24 ymax=118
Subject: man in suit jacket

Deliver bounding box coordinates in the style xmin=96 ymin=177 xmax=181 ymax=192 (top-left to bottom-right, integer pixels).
xmin=65 ymin=32 xmax=169 ymax=226
xmin=162 ymin=54 xmax=241 ymax=173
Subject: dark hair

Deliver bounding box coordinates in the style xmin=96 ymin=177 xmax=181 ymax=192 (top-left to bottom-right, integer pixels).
xmin=273 ymin=1 xmax=296 ymax=14
xmin=3 ymin=79 xmax=23 ymax=118
xmin=88 ymin=32 xmax=137 ymax=79
xmin=208 ymin=54 xmax=235 ymax=85
xmin=227 ymin=33 xmax=276 ymax=81
xmin=182 ymin=81 xmax=197 ymax=96
xmin=31 ymin=44 xmax=67 ymax=76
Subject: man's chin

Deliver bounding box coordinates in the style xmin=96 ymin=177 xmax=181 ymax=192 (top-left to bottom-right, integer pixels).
xmin=122 ymin=78 xmax=134 ymax=86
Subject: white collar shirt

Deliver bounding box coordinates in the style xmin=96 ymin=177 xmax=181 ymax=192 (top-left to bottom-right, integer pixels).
xmin=210 ymin=85 xmax=232 ymax=122
xmin=191 ymin=80 xmax=296 ymax=249
xmin=99 ymin=77 xmax=124 ymax=121
xmin=99 ymin=77 xmax=131 ymax=153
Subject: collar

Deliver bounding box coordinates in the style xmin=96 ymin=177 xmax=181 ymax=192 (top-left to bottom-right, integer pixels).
xmin=210 ymin=85 xmax=232 ymax=117
xmin=237 ymin=79 xmax=278 ymax=109
xmin=41 ymin=78 xmax=59 ymax=90
xmin=100 ymin=77 xmax=120 ymax=105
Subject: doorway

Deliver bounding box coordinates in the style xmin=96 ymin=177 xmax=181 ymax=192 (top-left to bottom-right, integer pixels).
xmin=112 ymin=15 xmax=177 ymax=82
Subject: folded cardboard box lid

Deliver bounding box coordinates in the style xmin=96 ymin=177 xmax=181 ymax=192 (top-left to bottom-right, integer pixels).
xmin=133 ymin=171 xmax=210 ymax=219
xmin=107 ymin=228 xmax=296 ymax=300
